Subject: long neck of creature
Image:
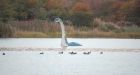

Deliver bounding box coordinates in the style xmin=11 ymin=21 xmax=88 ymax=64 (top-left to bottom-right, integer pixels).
xmin=59 ymin=21 xmax=66 ymax=38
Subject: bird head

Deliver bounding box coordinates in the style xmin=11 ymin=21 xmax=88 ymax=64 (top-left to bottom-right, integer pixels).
xmin=54 ymin=17 xmax=62 ymax=22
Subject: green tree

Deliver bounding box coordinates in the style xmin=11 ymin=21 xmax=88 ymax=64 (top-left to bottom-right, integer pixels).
xmin=71 ymin=12 xmax=93 ymax=26
xmin=13 ymin=0 xmax=39 ymax=20
xmin=0 ymin=0 xmax=15 ymax=22
xmin=70 ymin=1 xmax=93 ymax=26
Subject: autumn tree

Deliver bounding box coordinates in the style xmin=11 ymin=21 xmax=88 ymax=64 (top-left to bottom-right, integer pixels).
xmin=117 ymin=0 xmax=140 ymax=25
xmin=127 ymin=0 xmax=140 ymax=25
xmin=70 ymin=1 xmax=93 ymax=26
xmin=44 ymin=0 xmax=65 ymax=10
xmin=72 ymin=2 xmax=91 ymax=12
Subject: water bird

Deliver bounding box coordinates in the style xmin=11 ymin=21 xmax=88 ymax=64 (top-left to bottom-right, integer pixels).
xmin=83 ymin=51 xmax=91 ymax=55
xmin=40 ymin=52 xmax=44 ymax=54
xmin=58 ymin=51 xmax=63 ymax=54
xmin=54 ymin=17 xmax=82 ymax=48
xmin=2 ymin=53 xmax=5 ymax=55
xmin=100 ymin=52 xmax=103 ymax=54
xmin=69 ymin=52 xmax=77 ymax=55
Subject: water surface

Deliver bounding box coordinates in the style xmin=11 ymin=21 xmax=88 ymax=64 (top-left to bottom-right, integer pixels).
xmin=0 ymin=51 xmax=140 ymax=75
xmin=0 ymin=38 xmax=140 ymax=49
xmin=0 ymin=38 xmax=140 ymax=75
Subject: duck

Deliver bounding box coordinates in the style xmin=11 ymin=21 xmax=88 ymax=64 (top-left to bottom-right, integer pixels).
xmin=69 ymin=52 xmax=77 ymax=55
xmin=58 ymin=51 xmax=63 ymax=54
xmin=40 ymin=52 xmax=44 ymax=54
xmin=83 ymin=51 xmax=91 ymax=55
xmin=2 ymin=52 xmax=5 ymax=55
xmin=100 ymin=52 xmax=103 ymax=54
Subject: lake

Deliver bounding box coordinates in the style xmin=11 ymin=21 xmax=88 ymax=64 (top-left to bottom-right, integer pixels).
xmin=0 ymin=38 xmax=140 ymax=75
xmin=0 ymin=51 xmax=140 ymax=75
xmin=0 ymin=38 xmax=140 ymax=49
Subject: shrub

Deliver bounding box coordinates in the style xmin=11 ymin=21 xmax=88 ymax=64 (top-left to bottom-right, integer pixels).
xmin=99 ymin=23 xmax=117 ymax=32
xmin=0 ymin=23 xmax=14 ymax=37
xmin=70 ymin=12 xmax=93 ymax=27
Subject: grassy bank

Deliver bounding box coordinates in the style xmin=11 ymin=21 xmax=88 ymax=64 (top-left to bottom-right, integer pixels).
xmin=14 ymin=31 xmax=140 ymax=38
xmin=0 ymin=20 xmax=140 ymax=38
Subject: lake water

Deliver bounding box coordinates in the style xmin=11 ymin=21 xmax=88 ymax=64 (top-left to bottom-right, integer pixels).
xmin=0 ymin=51 xmax=140 ymax=75
xmin=0 ymin=38 xmax=140 ymax=75
xmin=0 ymin=38 xmax=140 ymax=49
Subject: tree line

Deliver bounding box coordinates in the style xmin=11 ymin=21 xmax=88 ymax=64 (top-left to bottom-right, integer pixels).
xmin=0 ymin=0 xmax=140 ymax=26
xmin=0 ymin=0 xmax=140 ymax=38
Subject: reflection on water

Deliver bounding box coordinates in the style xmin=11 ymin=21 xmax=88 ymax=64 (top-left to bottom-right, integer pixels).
xmin=0 ymin=51 xmax=140 ymax=75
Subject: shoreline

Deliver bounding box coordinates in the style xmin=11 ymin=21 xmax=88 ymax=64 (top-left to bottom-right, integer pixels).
xmin=0 ymin=47 xmax=140 ymax=52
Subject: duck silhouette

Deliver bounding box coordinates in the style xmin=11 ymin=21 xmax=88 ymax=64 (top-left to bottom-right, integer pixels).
xmin=83 ymin=51 xmax=91 ymax=55
xmin=40 ymin=52 xmax=44 ymax=54
xmin=69 ymin=52 xmax=77 ymax=55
